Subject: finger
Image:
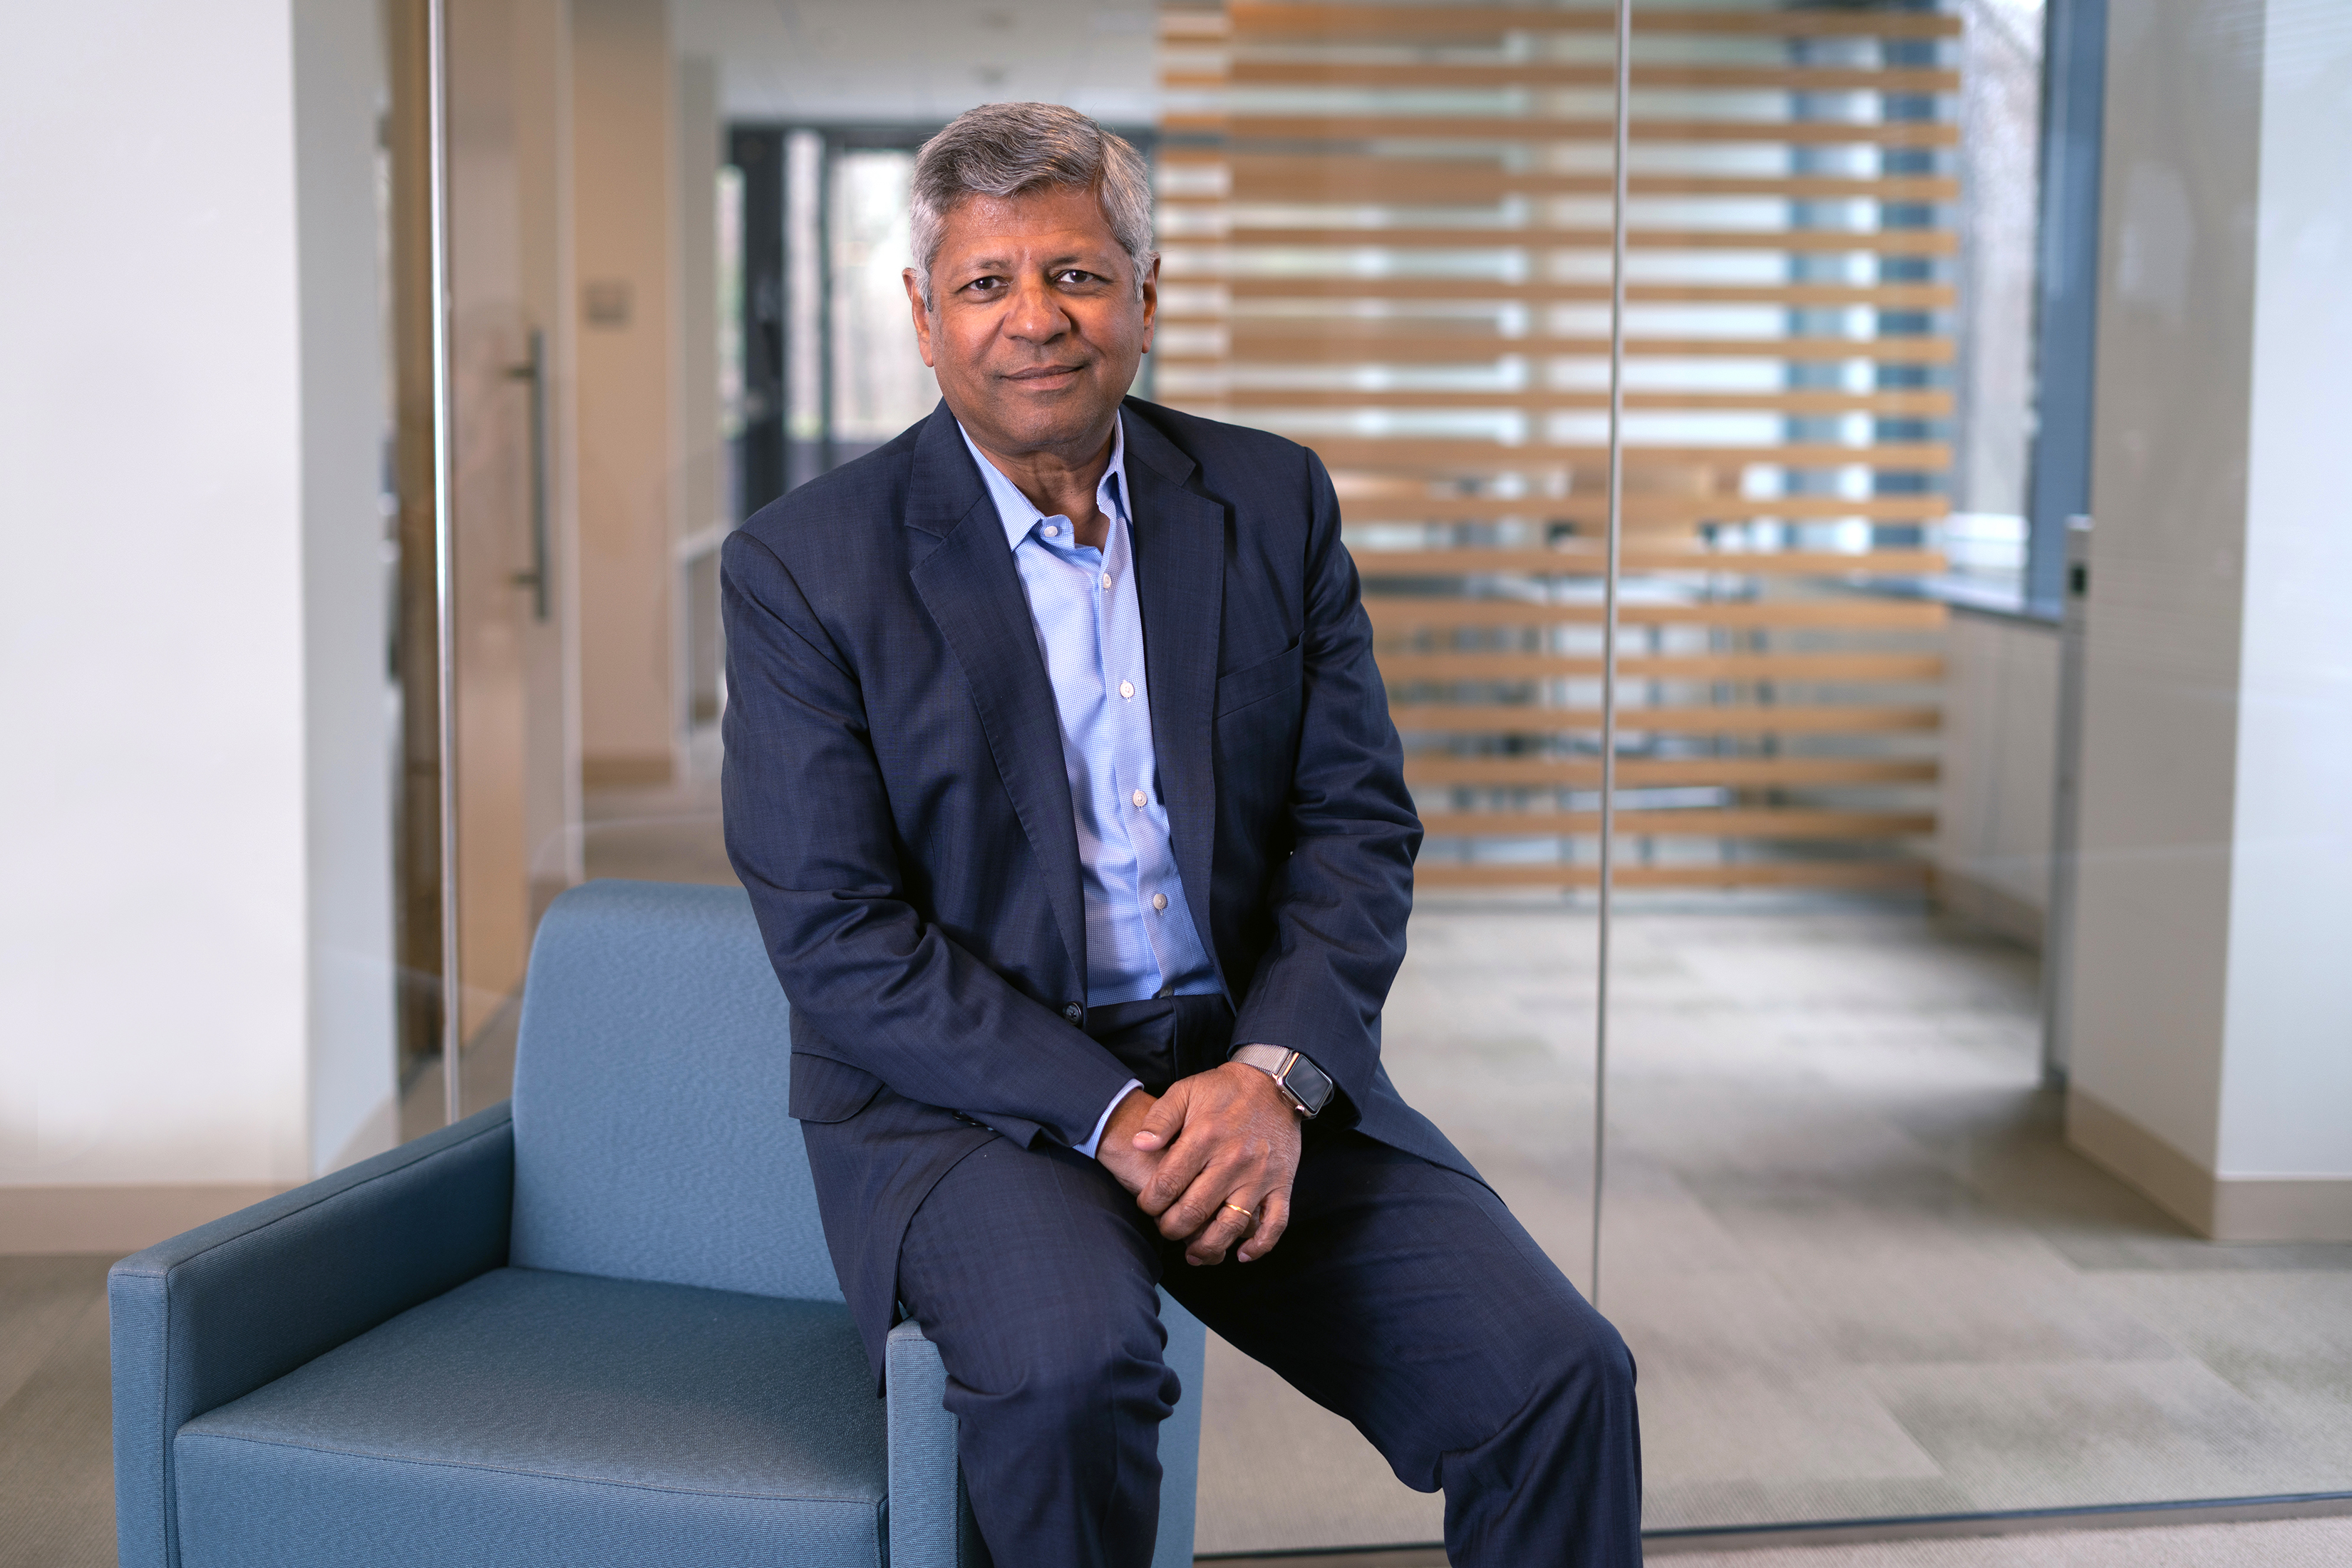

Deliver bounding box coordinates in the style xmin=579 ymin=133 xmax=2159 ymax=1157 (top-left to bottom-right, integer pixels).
xmin=1131 ymin=1079 xmax=1188 ymax=1153
xmin=1138 ymin=1108 xmax=1215 ymax=1219
xmin=1185 ymin=1194 xmax=1261 ymax=1267
xmin=1158 ymin=1155 xmax=1250 ymax=1243
xmin=1235 ymin=1185 xmax=1291 ymax=1264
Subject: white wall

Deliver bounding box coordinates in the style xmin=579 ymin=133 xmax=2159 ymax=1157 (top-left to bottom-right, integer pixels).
xmin=2062 ymin=0 xmax=2352 ymax=1237
xmin=2065 ymin=0 xmax=2262 ymax=1176
xmin=2215 ymin=11 xmax=2352 ymax=1183
xmin=0 ymin=0 xmax=395 ymax=1245
xmin=1935 ymin=609 xmax=2058 ymax=947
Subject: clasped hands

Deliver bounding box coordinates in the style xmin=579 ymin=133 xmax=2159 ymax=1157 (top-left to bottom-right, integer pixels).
xmin=1095 ymin=1063 xmax=1302 ymax=1267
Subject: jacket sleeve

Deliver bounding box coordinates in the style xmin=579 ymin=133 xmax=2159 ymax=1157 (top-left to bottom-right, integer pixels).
xmin=1227 ymin=448 xmax=1423 ymax=1123
xmin=718 ymin=527 xmax=1138 ymax=1149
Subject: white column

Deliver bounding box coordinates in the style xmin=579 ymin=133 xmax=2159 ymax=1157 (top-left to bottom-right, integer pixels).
xmin=2063 ymin=0 xmax=2352 ymax=1240
xmin=0 ymin=0 xmax=396 ymax=1250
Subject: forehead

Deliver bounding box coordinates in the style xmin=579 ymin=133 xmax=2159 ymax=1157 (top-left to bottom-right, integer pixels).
xmin=932 ymin=184 xmax=1122 ymax=262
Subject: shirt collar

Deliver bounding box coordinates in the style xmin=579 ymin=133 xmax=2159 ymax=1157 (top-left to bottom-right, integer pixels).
xmin=957 ymin=413 xmax=1128 ymax=554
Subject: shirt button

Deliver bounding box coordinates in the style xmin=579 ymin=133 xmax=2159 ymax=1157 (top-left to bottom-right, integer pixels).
xmin=1152 ymin=893 xmax=1169 ymax=912
xmin=1063 ymin=1003 xmax=1083 ymax=1022
xmin=1131 ymin=789 xmax=1147 ymax=808
xmin=1119 ymin=681 xmax=1135 ymax=699
xmin=1041 ymin=524 xmax=1059 ymax=538
xmin=1101 ymin=572 xmax=1113 ymax=589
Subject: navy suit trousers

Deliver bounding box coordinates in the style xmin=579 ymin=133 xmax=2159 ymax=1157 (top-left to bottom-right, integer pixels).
xmin=893 ymin=1000 xmax=1643 ymax=1567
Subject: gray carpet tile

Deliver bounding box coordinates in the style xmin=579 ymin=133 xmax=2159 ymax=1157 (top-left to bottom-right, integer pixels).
xmin=0 ymin=1256 xmax=110 ymax=1413
xmin=1198 ymin=898 xmax=2352 ymax=1549
xmin=0 ymin=1279 xmax=115 ymax=1568
xmin=1656 ymin=1515 xmax=2352 ymax=1568
xmin=1194 ymin=1331 xmax=1446 ymax=1556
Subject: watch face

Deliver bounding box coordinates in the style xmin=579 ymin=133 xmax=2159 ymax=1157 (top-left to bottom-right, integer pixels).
xmin=1282 ymin=1054 xmax=1336 ymax=1116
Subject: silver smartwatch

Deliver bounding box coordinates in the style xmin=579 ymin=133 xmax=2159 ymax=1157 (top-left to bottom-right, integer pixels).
xmin=1229 ymin=1044 xmax=1335 ymax=1119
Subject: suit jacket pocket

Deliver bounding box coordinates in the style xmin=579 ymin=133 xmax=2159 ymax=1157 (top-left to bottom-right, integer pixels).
xmin=1214 ymin=637 xmax=1304 ymax=718
xmin=788 ymin=1051 xmax=886 ymax=1123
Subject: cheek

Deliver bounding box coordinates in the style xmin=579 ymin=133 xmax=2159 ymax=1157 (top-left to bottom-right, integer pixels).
xmin=937 ymin=319 xmax=999 ymax=374
xmin=1078 ymin=306 xmax=1143 ymax=356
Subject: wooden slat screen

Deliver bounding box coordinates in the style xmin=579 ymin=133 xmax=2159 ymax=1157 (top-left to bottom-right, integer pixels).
xmin=1156 ymin=0 xmax=1956 ymax=890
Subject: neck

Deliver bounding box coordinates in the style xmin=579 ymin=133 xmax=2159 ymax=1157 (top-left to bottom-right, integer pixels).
xmin=967 ymin=415 xmax=1118 ymax=548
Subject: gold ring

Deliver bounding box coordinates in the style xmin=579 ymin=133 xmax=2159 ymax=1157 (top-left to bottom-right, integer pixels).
xmin=1222 ymin=1202 xmax=1256 ymax=1220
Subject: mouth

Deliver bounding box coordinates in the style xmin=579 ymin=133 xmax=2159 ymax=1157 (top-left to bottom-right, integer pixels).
xmin=1001 ymin=363 xmax=1087 ymax=386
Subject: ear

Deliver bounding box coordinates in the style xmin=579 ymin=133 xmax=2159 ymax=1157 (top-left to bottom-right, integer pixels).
xmin=902 ymin=269 xmax=938 ymax=369
xmin=1138 ymin=252 xmax=1160 ymax=355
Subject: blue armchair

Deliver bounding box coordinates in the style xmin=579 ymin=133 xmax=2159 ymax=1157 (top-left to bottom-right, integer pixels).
xmin=109 ymin=880 xmax=1207 ymax=1568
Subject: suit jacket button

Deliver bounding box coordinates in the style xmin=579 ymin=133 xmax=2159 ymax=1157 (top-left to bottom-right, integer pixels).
xmin=1063 ymin=1003 xmax=1083 ymax=1022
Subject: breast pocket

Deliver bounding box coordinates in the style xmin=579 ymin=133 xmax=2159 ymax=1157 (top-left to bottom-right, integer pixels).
xmin=1214 ymin=637 xmax=1304 ymax=718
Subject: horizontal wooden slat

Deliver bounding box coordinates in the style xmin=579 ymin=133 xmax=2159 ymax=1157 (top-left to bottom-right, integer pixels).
xmin=1227 ymin=388 xmax=1955 ymax=416
xmin=1160 ymin=333 xmax=1956 ymax=363
xmin=1378 ymin=651 xmax=1948 ymax=681
xmin=1212 ymin=114 xmax=1959 ymax=147
xmin=1411 ymin=860 xmax=1931 ymax=891
xmin=1418 ymin=809 xmax=1936 ymax=838
xmin=1352 ymin=547 xmax=1947 ymax=576
xmin=1158 ymin=9 xmax=1229 ymax=38
xmin=1223 ymin=61 xmax=1962 ymax=93
xmin=1390 ymin=704 xmax=1941 ymax=734
xmin=1368 ymin=599 xmax=1950 ymax=630
xmin=1211 ymin=225 xmax=1957 ymax=254
xmin=1301 ymin=439 xmax=1951 ymax=470
xmin=1229 ymin=5 xmax=1964 ymax=40
xmin=1401 ymin=756 xmax=1940 ymax=788
xmin=1170 ymin=9 xmax=1958 ymax=883
xmin=1182 ymin=156 xmax=1961 ymax=202
xmin=1211 ymin=280 xmax=1957 ymax=308
xmin=1333 ymin=495 xmax=1951 ymax=525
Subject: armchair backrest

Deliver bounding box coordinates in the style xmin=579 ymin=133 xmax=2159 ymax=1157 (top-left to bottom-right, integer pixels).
xmin=507 ymin=879 xmax=842 ymax=1302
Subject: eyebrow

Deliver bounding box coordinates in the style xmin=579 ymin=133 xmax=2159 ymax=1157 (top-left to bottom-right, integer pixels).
xmin=955 ymin=249 xmax=1113 ymax=277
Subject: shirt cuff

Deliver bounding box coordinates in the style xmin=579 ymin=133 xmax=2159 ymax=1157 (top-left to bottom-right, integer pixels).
xmin=1076 ymin=1079 xmax=1145 ymax=1160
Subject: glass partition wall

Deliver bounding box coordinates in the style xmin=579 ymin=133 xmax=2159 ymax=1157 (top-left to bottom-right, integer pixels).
xmin=408 ymin=0 xmax=2352 ymax=1556
xmin=1160 ymin=0 xmax=1951 ymax=1544
xmin=1157 ymin=0 xmax=2352 ymax=1553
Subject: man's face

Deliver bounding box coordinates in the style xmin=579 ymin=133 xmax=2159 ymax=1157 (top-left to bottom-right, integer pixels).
xmin=905 ymin=183 xmax=1157 ymax=460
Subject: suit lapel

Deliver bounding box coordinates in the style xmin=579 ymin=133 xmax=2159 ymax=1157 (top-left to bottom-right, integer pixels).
xmin=903 ymin=405 xmax=1090 ymax=988
xmin=1121 ymin=406 xmax=1229 ymax=991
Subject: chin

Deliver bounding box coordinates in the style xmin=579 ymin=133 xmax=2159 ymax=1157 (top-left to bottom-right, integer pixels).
xmin=990 ymin=393 xmax=1119 ymax=447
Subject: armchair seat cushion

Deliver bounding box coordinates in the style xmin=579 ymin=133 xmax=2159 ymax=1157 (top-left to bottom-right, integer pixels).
xmin=170 ymin=1267 xmax=887 ymax=1568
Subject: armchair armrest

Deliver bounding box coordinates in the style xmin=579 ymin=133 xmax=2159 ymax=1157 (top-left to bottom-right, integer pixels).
xmin=108 ymin=1102 xmax=516 ymax=1568
xmin=884 ymin=1289 xmax=1208 ymax=1568
xmin=885 ymin=1317 xmax=984 ymax=1568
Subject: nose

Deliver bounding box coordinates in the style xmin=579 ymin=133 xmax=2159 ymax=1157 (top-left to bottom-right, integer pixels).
xmin=1001 ymin=273 xmax=1071 ymax=346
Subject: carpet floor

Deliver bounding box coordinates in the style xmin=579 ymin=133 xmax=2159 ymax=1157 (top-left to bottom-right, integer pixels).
xmin=1195 ymin=897 xmax=2352 ymax=1553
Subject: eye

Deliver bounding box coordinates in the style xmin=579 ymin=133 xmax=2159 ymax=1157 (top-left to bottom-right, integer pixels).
xmin=1053 ymin=269 xmax=1105 ymax=287
xmin=961 ymin=274 xmax=1006 ymax=296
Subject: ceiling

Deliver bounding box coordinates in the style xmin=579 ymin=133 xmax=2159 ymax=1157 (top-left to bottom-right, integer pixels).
xmin=672 ymin=0 xmax=1158 ymax=129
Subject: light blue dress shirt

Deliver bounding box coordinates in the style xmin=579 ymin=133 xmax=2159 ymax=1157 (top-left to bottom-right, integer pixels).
xmin=959 ymin=415 xmax=1221 ymax=1154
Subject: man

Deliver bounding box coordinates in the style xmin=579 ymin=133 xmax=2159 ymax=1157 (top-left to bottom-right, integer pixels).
xmin=723 ymin=102 xmax=1640 ymax=1566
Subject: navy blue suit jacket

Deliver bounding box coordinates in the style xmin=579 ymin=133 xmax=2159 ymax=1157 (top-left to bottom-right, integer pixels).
xmin=722 ymin=398 xmax=1474 ymax=1372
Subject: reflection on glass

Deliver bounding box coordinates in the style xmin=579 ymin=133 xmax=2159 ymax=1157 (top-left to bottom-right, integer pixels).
xmin=830 ymin=150 xmax=942 ymax=453
xmin=786 ymin=128 xmax=825 ymax=475
xmin=716 ymin=163 xmax=746 ymax=463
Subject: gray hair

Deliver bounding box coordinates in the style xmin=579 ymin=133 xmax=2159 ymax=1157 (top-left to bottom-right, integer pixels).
xmin=909 ymin=103 xmax=1153 ymax=311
